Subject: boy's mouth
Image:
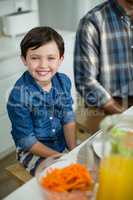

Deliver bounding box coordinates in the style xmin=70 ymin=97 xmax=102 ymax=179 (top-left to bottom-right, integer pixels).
xmin=36 ymin=70 xmax=51 ymax=76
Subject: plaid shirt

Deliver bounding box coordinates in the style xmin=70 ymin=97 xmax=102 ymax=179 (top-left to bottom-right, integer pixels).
xmin=74 ymin=0 xmax=133 ymax=107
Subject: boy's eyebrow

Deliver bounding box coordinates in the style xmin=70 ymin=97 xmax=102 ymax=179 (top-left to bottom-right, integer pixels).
xmin=47 ymin=54 xmax=58 ymax=57
xmin=30 ymin=54 xmax=39 ymax=56
xmin=30 ymin=53 xmax=58 ymax=57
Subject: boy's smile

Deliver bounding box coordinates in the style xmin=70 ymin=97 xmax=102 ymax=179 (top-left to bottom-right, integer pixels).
xmin=21 ymin=41 xmax=64 ymax=91
xmin=36 ymin=69 xmax=51 ymax=76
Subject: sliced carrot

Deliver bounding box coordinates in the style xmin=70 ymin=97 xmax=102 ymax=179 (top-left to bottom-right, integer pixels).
xmin=40 ymin=163 xmax=93 ymax=192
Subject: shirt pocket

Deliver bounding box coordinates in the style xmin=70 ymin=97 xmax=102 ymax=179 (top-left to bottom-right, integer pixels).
xmin=32 ymin=106 xmax=50 ymax=128
xmin=54 ymin=108 xmax=62 ymax=120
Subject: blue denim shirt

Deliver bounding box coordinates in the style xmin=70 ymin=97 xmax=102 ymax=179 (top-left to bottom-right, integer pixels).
xmin=7 ymin=71 xmax=75 ymax=152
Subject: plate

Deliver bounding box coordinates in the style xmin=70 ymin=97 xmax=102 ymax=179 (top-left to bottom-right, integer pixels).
xmin=92 ymin=136 xmax=111 ymax=159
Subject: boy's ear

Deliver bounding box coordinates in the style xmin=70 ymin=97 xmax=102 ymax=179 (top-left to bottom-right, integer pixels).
xmin=59 ymin=55 xmax=64 ymax=66
xmin=60 ymin=55 xmax=64 ymax=61
xmin=21 ymin=56 xmax=27 ymax=66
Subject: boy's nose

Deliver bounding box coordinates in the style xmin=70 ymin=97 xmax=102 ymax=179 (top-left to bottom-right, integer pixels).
xmin=40 ymin=59 xmax=48 ymax=68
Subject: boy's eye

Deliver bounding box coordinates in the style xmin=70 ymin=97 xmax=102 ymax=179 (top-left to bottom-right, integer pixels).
xmin=31 ymin=57 xmax=39 ymax=60
xmin=48 ymin=57 xmax=55 ymax=60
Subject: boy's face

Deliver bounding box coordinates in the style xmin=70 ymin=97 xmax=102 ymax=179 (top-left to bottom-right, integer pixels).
xmin=22 ymin=41 xmax=64 ymax=88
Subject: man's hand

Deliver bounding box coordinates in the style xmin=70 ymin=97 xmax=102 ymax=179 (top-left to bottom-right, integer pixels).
xmin=103 ymin=98 xmax=124 ymax=114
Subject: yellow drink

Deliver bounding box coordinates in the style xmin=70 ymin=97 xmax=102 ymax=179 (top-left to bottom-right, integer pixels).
xmin=96 ymin=155 xmax=133 ymax=200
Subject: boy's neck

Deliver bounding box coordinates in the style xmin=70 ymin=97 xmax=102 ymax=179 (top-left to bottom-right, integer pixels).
xmin=38 ymin=81 xmax=52 ymax=92
xmin=43 ymin=82 xmax=52 ymax=92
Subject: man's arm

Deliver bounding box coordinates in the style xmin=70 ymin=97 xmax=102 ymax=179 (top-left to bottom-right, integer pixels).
xmin=74 ymin=18 xmax=111 ymax=108
xmin=103 ymin=98 xmax=123 ymax=114
xmin=63 ymin=121 xmax=76 ymax=151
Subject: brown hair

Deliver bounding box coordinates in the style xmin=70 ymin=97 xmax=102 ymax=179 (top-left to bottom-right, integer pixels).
xmin=20 ymin=26 xmax=64 ymax=59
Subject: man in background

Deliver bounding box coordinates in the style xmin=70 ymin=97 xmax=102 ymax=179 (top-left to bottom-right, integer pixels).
xmin=74 ymin=0 xmax=133 ymax=133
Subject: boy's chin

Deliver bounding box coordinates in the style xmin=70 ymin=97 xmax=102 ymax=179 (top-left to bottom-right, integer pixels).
xmin=37 ymin=74 xmax=52 ymax=82
xmin=38 ymin=78 xmax=51 ymax=83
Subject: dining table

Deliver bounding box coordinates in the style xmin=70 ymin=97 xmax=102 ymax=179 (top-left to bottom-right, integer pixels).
xmin=3 ymin=106 xmax=133 ymax=200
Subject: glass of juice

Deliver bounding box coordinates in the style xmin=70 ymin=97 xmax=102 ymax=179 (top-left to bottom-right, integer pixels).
xmin=96 ymin=114 xmax=133 ymax=200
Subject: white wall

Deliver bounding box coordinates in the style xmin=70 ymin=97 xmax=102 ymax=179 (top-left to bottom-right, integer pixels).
xmin=0 ymin=0 xmax=39 ymax=158
xmin=39 ymin=0 xmax=75 ymax=31
xmin=58 ymin=30 xmax=76 ymax=109
xmin=0 ymin=0 xmax=38 ymax=16
xmin=39 ymin=0 xmax=104 ymax=31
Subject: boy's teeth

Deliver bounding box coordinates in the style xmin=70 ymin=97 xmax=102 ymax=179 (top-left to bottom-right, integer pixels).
xmin=38 ymin=71 xmax=49 ymax=75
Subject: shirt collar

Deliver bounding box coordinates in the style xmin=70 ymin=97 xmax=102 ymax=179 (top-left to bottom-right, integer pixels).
xmin=24 ymin=71 xmax=57 ymax=97
xmin=24 ymin=71 xmax=42 ymax=92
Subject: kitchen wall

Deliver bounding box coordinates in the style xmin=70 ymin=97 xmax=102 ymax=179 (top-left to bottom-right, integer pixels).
xmin=0 ymin=0 xmax=39 ymax=159
xmin=0 ymin=0 xmax=38 ymax=16
xmin=39 ymin=0 xmax=104 ymax=31
xmin=0 ymin=0 xmax=38 ymax=34
xmin=0 ymin=0 xmax=104 ymax=34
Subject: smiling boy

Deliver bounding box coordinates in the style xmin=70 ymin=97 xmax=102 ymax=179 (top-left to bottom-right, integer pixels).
xmin=7 ymin=27 xmax=76 ymax=175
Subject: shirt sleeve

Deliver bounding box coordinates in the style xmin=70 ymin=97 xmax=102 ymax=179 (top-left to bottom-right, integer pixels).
xmin=61 ymin=75 xmax=75 ymax=125
xmin=74 ymin=17 xmax=111 ymax=107
xmin=7 ymin=90 xmax=38 ymax=151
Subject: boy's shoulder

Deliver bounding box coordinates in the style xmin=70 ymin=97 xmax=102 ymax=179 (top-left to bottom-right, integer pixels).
xmin=12 ymin=71 xmax=28 ymax=89
xmin=8 ymin=71 xmax=29 ymax=98
xmin=54 ymin=72 xmax=71 ymax=86
xmin=53 ymin=72 xmax=71 ymax=92
xmin=55 ymin=72 xmax=70 ymax=81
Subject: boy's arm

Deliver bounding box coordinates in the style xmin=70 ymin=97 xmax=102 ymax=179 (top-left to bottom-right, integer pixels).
xmin=63 ymin=121 xmax=76 ymax=151
xmin=30 ymin=141 xmax=62 ymax=157
xmin=7 ymin=91 xmax=62 ymax=158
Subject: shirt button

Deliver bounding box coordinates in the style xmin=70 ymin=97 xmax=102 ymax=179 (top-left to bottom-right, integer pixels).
xmin=131 ymin=25 xmax=133 ymax=29
xmin=52 ymin=129 xmax=55 ymax=132
xmin=131 ymin=45 xmax=133 ymax=49
xmin=121 ymin=16 xmax=124 ymax=20
xmin=49 ymin=116 xmax=53 ymax=120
